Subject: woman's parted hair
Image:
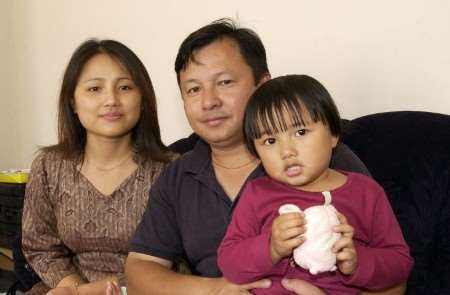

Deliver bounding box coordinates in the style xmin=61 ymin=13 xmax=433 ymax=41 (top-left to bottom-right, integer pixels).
xmin=44 ymin=39 xmax=170 ymax=163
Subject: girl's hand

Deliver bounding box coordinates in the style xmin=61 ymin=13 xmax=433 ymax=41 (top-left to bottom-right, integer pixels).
xmin=270 ymin=212 xmax=306 ymax=264
xmin=332 ymin=212 xmax=358 ymax=275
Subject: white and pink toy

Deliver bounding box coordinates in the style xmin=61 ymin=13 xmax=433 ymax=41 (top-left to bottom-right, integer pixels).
xmin=278 ymin=191 xmax=341 ymax=275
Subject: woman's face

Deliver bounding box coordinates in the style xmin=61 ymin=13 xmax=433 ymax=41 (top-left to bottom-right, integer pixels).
xmin=73 ymin=53 xmax=142 ymax=141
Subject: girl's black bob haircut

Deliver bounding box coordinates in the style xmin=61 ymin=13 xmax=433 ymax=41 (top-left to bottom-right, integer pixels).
xmin=243 ymin=74 xmax=342 ymax=157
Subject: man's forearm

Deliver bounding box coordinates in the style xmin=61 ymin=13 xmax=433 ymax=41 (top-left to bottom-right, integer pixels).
xmin=126 ymin=257 xmax=220 ymax=295
xmin=360 ymin=282 xmax=406 ymax=295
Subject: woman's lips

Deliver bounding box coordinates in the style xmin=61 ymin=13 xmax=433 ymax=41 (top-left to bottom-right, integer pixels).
xmin=101 ymin=112 xmax=123 ymax=121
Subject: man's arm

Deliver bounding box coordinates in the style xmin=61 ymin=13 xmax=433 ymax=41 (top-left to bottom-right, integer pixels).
xmin=360 ymin=283 xmax=406 ymax=295
xmin=125 ymin=252 xmax=270 ymax=295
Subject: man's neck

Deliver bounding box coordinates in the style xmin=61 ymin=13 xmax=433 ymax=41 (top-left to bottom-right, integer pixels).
xmin=210 ymin=143 xmax=256 ymax=169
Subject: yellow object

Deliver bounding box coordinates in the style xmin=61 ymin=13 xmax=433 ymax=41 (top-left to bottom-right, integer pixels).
xmin=0 ymin=170 xmax=30 ymax=183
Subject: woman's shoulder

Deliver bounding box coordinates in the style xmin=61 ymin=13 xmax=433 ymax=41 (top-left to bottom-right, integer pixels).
xmin=30 ymin=148 xmax=77 ymax=175
xmin=139 ymin=151 xmax=179 ymax=176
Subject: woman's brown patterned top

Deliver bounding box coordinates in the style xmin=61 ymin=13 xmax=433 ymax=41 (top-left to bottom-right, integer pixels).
xmin=22 ymin=150 xmax=174 ymax=288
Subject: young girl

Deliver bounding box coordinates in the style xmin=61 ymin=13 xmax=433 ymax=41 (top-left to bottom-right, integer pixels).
xmin=217 ymin=75 xmax=413 ymax=294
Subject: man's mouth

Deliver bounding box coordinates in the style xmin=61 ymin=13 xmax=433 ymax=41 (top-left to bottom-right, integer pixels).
xmin=204 ymin=116 xmax=227 ymax=127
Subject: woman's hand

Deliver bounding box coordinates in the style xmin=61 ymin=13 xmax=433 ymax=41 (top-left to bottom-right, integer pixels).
xmin=45 ymin=286 xmax=77 ymax=295
xmin=105 ymin=281 xmax=122 ymax=295
xmin=332 ymin=212 xmax=358 ymax=274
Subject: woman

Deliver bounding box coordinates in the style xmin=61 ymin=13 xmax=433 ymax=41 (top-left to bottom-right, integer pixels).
xmin=22 ymin=39 xmax=174 ymax=295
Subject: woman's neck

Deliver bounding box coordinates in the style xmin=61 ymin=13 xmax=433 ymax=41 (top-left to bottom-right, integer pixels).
xmin=83 ymin=134 xmax=134 ymax=167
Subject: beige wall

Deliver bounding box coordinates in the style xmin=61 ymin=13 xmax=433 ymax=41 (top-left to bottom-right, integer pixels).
xmin=1 ymin=0 xmax=449 ymax=169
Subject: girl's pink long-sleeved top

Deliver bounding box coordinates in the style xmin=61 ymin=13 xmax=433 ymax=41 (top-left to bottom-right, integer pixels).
xmin=218 ymin=172 xmax=413 ymax=294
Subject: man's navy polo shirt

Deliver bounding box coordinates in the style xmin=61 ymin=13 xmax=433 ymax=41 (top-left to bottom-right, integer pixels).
xmin=129 ymin=139 xmax=369 ymax=277
xmin=129 ymin=139 xmax=265 ymax=276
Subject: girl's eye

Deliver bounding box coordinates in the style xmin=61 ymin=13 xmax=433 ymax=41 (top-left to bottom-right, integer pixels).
xmin=295 ymin=129 xmax=307 ymax=136
xmin=87 ymin=86 xmax=100 ymax=92
xmin=263 ymin=138 xmax=276 ymax=145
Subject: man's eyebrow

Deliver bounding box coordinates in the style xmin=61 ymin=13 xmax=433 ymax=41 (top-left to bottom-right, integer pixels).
xmin=182 ymin=71 xmax=228 ymax=84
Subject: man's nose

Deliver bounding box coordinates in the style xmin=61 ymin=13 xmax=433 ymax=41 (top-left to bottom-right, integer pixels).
xmin=201 ymin=86 xmax=221 ymax=110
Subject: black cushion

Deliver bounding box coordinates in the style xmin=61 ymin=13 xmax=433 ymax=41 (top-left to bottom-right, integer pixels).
xmin=342 ymin=111 xmax=450 ymax=294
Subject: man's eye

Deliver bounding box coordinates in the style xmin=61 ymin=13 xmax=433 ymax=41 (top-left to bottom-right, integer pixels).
xmin=187 ymin=86 xmax=200 ymax=94
xmin=87 ymin=86 xmax=100 ymax=92
xmin=295 ymin=129 xmax=307 ymax=136
xmin=263 ymin=138 xmax=276 ymax=145
xmin=218 ymin=80 xmax=233 ymax=86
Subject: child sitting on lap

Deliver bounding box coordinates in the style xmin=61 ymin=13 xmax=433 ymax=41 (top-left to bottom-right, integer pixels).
xmin=217 ymin=74 xmax=413 ymax=294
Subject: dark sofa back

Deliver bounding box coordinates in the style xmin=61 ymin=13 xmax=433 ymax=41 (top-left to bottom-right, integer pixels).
xmin=342 ymin=111 xmax=450 ymax=295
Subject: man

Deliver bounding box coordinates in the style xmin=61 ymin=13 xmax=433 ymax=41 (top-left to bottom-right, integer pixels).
xmin=125 ymin=19 xmax=404 ymax=294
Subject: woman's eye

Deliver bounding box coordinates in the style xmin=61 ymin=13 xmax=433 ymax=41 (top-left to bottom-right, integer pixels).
xmin=295 ymin=129 xmax=307 ymax=136
xmin=263 ymin=138 xmax=276 ymax=145
xmin=119 ymin=85 xmax=133 ymax=91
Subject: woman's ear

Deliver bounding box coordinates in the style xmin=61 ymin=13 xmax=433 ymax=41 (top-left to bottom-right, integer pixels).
xmin=71 ymin=99 xmax=77 ymax=114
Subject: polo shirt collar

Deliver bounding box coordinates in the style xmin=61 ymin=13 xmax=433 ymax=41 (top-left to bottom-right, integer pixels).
xmin=184 ymin=139 xmax=212 ymax=175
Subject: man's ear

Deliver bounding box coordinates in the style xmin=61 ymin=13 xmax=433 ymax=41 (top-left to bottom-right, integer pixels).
xmin=257 ymin=72 xmax=271 ymax=87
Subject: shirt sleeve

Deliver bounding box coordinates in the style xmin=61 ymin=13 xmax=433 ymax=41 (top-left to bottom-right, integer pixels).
xmin=340 ymin=181 xmax=414 ymax=289
xmin=129 ymin=165 xmax=184 ymax=263
xmin=217 ymin=182 xmax=275 ymax=284
xmin=22 ymin=153 xmax=81 ymax=288
xmin=331 ymin=143 xmax=371 ymax=177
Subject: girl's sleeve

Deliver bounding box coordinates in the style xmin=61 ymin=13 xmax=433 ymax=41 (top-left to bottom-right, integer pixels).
xmin=340 ymin=181 xmax=414 ymax=289
xmin=22 ymin=153 xmax=81 ymax=288
xmin=217 ymin=182 xmax=275 ymax=284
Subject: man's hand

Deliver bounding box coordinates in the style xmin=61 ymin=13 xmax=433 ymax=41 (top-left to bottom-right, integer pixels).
xmin=213 ymin=277 xmax=271 ymax=295
xmin=332 ymin=212 xmax=358 ymax=274
xmin=281 ymin=278 xmax=326 ymax=295
xmin=270 ymin=212 xmax=306 ymax=264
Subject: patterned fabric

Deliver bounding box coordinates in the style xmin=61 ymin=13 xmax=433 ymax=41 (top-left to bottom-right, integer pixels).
xmin=22 ymin=150 xmax=174 ymax=290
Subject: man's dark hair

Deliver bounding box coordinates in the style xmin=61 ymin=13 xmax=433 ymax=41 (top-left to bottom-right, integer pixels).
xmin=243 ymin=74 xmax=342 ymax=157
xmin=174 ymin=18 xmax=269 ymax=85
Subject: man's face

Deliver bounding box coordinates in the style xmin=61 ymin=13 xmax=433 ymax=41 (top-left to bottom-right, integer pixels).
xmin=179 ymin=38 xmax=267 ymax=148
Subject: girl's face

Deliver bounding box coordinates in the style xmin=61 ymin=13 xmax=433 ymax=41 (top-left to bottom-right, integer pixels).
xmin=73 ymin=53 xmax=142 ymax=142
xmin=254 ymin=109 xmax=338 ymax=192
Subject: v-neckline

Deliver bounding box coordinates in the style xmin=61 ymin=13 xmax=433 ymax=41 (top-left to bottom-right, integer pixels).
xmin=77 ymin=166 xmax=140 ymax=198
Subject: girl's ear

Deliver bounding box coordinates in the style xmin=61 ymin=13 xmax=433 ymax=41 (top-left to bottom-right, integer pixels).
xmin=331 ymin=135 xmax=339 ymax=148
